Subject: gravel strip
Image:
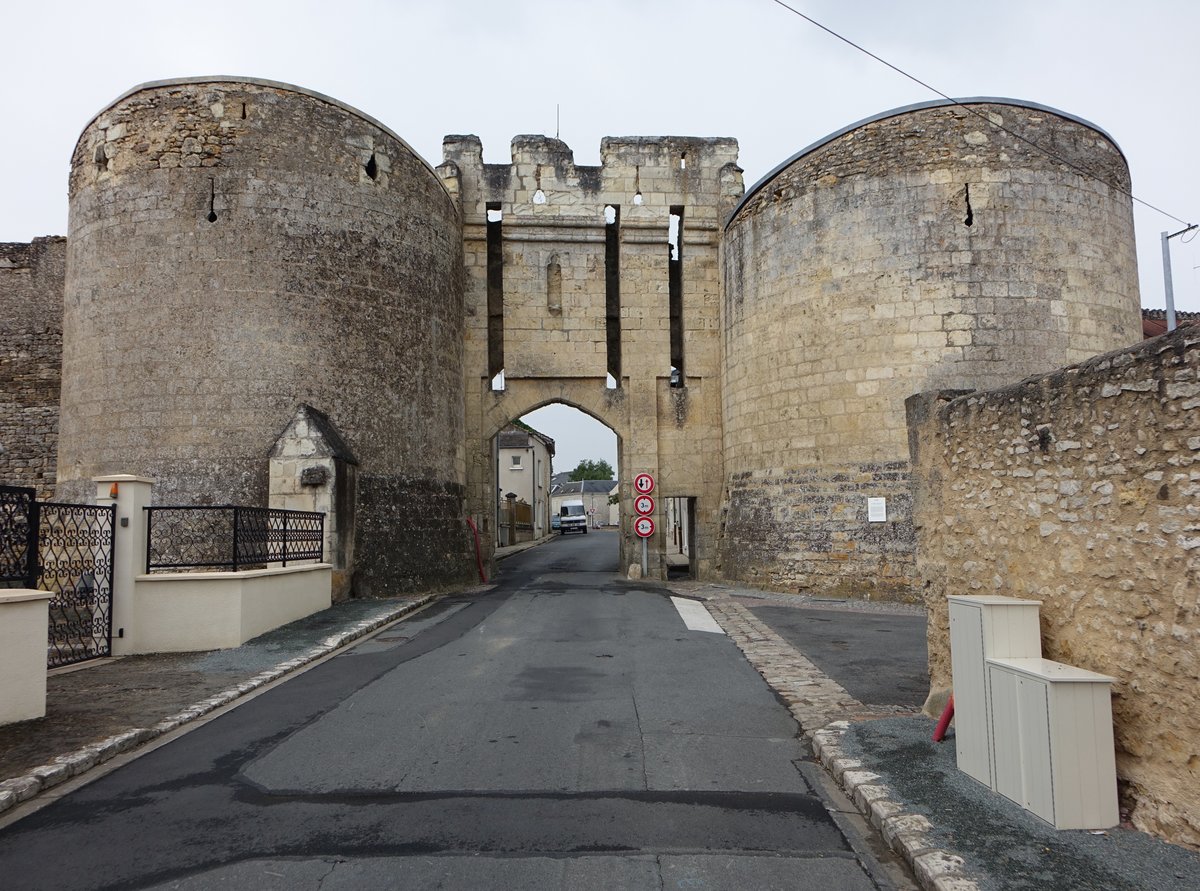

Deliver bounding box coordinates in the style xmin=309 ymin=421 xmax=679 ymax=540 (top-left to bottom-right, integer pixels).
xmin=834 ymin=716 xmax=1200 ymax=891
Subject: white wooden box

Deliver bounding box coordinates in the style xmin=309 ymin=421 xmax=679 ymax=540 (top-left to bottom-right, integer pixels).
xmin=946 ymin=595 xmax=1042 ymax=789
xmin=986 ymin=657 xmax=1119 ymax=829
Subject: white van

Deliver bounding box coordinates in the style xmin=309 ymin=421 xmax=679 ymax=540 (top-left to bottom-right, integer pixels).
xmin=559 ymin=500 xmax=588 ymax=535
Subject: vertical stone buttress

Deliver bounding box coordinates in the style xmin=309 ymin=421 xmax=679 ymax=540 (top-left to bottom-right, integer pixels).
xmin=441 ymin=135 xmax=742 ymax=578
xmin=62 ymin=78 xmax=470 ymax=594
xmin=719 ymin=100 xmax=1141 ymax=601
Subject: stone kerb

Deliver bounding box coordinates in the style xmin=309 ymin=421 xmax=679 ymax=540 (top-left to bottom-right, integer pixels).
xmin=0 ymin=590 xmax=55 ymax=725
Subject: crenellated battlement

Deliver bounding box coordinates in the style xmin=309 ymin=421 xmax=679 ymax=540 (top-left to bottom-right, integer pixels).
xmin=441 ymin=135 xmax=743 ymax=223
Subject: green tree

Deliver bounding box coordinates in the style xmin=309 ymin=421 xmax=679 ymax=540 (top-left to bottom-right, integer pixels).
xmin=568 ymin=458 xmax=614 ymax=481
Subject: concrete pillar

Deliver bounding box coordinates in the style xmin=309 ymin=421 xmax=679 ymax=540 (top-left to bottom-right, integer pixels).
xmin=94 ymin=474 xmax=154 ymax=657
xmin=0 ymin=591 xmax=54 ymax=724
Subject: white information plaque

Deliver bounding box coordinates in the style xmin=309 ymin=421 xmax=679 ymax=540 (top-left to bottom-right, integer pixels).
xmin=867 ymin=497 xmax=887 ymax=523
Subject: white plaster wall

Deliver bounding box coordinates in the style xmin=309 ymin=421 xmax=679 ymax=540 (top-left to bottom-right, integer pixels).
xmin=0 ymin=592 xmax=53 ymax=725
xmin=129 ymin=565 xmax=331 ymax=653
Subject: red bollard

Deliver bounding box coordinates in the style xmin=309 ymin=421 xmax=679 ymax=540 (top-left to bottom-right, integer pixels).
xmin=933 ymin=694 xmax=955 ymax=743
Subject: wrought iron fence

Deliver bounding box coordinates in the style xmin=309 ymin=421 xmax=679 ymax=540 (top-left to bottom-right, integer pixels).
xmin=39 ymin=502 xmax=116 ymax=668
xmin=1 ymin=485 xmax=37 ymax=588
xmin=4 ymin=485 xmax=117 ymax=667
xmin=145 ymin=505 xmax=324 ymax=572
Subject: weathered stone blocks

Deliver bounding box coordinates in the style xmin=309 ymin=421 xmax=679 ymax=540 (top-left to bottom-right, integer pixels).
xmin=0 ymin=236 xmax=65 ymax=498
xmin=60 ymin=78 xmax=471 ymax=595
xmin=718 ymin=100 xmax=1141 ymax=600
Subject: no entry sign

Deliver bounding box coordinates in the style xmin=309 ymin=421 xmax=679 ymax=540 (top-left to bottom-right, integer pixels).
xmin=634 ymin=494 xmax=655 ymax=516
xmin=633 ymin=473 xmax=655 ymax=495
xmin=634 ymin=515 xmax=655 ymax=538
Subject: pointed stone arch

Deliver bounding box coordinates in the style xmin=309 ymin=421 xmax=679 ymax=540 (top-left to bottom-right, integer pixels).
xmin=466 ymin=377 xmax=631 ymax=574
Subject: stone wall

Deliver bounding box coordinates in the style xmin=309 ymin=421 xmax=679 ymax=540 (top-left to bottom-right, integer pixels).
xmin=60 ymin=78 xmax=471 ymax=595
xmin=442 ymin=134 xmax=741 ymax=578
xmin=718 ymin=99 xmax=1142 ymax=600
xmin=0 ymin=237 xmax=65 ymax=498
xmin=908 ymin=323 xmax=1200 ymax=847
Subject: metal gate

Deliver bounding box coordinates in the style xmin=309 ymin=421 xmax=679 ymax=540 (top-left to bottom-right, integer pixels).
xmin=0 ymin=485 xmax=116 ymax=668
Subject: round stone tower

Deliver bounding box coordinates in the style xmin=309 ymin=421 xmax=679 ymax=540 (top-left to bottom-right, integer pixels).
xmin=60 ymin=77 xmax=469 ymax=594
xmin=718 ymin=98 xmax=1142 ymax=600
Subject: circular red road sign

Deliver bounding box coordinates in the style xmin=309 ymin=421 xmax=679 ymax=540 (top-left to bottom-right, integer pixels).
xmin=634 ymin=516 xmax=655 ymax=538
xmin=634 ymin=495 xmax=655 ymax=516
xmin=633 ymin=473 xmax=655 ymax=495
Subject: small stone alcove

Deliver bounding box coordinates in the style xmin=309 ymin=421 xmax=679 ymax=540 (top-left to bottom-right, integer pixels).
xmin=269 ymin=404 xmax=359 ymax=601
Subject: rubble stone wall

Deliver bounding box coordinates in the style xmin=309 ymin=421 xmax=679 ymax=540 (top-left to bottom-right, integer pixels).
xmin=909 ymin=323 xmax=1200 ymax=847
xmin=0 ymin=237 xmax=65 ymax=498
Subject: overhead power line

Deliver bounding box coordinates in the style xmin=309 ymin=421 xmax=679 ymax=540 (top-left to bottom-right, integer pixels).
xmin=767 ymin=0 xmax=1193 ymax=228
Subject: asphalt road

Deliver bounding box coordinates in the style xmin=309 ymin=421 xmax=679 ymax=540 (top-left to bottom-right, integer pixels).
xmin=0 ymin=532 xmax=901 ymax=890
xmin=748 ymin=604 xmax=928 ymax=707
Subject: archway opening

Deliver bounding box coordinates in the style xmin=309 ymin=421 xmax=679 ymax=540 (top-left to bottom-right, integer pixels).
xmin=489 ymin=402 xmax=621 ymax=565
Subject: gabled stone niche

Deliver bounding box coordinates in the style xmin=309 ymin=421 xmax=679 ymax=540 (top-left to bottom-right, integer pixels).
xmin=270 ymin=404 xmax=358 ymax=601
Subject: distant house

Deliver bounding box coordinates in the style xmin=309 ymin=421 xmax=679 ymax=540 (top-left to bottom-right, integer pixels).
xmin=551 ymin=478 xmax=618 ymax=527
xmin=1142 ymin=307 xmax=1200 ymax=338
xmin=496 ymin=422 xmax=554 ymax=545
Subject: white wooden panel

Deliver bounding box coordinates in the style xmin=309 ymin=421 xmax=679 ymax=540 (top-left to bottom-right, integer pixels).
xmin=988 ymin=604 xmax=1042 ymax=659
xmin=1016 ymin=676 xmax=1054 ymax=823
xmin=987 ymin=663 xmax=1023 ymax=804
xmin=1049 ymin=681 xmax=1119 ymax=829
xmin=947 ymin=596 xmax=1043 ymax=791
xmin=949 ymin=602 xmax=991 ymax=786
xmin=987 ymin=656 xmax=1118 ymax=829
xmin=1086 ymin=684 xmax=1120 ymax=828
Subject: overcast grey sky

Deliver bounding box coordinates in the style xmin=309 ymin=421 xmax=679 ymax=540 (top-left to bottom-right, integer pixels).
xmin=3 ymin=1 xmax=1196 ymax=471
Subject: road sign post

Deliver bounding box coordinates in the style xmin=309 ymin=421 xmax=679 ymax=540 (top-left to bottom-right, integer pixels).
xmin=633 ymin=513 xmax=655 ymax=578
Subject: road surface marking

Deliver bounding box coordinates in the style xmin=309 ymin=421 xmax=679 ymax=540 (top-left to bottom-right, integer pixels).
xmin=670 ymin=597 xmax=725 ymax=634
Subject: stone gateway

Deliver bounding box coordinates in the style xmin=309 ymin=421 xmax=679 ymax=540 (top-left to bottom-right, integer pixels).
xmin=0 ymin=78 xmax=1141 ymax=598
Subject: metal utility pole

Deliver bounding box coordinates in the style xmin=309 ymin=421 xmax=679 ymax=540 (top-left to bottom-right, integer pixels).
xmin=1162 ymin=224 xmax=1198 ymax=331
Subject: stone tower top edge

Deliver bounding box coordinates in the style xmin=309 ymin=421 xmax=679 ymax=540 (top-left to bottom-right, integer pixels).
xmin=727 ymin=96 xmax=1128 ymax=229
xmin=76 ymin=75 xmax=445 ymax=186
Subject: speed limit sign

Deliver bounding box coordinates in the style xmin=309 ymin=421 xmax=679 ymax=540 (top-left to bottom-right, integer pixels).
xmin=634 ymin=494 xmax=655 ymax=516
xmin=633 ymin=473 xmax=655 ymax=495
xmin=634 ymin=515 xmax=655 ymax=538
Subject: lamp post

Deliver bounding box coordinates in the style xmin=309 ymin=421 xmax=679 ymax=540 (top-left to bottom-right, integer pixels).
xmin=1162 ymin=224 xmax=1198 ymax=332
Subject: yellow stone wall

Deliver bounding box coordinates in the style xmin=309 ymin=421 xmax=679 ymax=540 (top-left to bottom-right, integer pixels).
xmin=909 ymin=324 xmax=1200 ymax=848
xmin=441 ymin=134 xmax=741 ymax=577
xmin=718 ymin=101 xmax=1142 ymax=599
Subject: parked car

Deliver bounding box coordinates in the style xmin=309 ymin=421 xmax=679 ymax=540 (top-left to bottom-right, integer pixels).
xmin=551 ymin=515 xmax=561 ymax=531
